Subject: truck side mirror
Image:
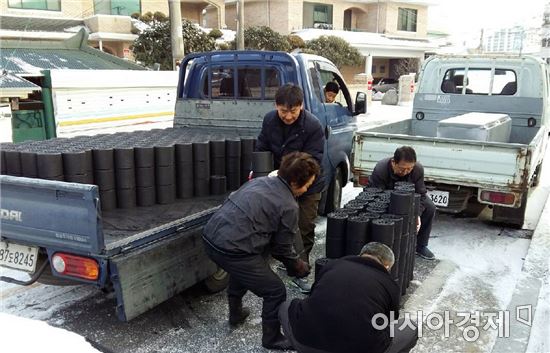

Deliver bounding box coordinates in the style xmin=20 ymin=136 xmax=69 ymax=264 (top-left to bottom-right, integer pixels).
xmin=354 ymin=92 xmax=367 ymax=115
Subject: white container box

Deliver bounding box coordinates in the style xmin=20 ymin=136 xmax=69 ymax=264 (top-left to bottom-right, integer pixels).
xmin=437 ymin=113 xmax=512 ymax=143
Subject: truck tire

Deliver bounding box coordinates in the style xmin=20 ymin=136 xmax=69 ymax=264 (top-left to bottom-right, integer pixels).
xmin=531 ymin=163 xmax=542 ymax=187
xmin=203 ymin=267 xmax=229 ymax=293
xmin=319 ymin=167 xmax=343 ymax=216
xmin=492 ymin=193 xmax=528 ymax=229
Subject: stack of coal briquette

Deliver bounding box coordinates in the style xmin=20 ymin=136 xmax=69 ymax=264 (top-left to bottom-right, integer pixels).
xmin=0 ymin=128 xmax=257 ymax=211
xmin=321 ymin=182 xmax=421 ymax=299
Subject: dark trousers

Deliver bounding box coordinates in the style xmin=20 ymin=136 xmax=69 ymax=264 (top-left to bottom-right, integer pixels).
xmin=203 ymin=240 xmax=286 ymax=323
xmin=279 ymin=300 xmax=418 ymax=353
xmin=279 ymin=300 xmax=332 ymax=353
xmin=298 ymin=192 xmax=321 ymax=263
xmin=418 ymin=196 xmax=436 ymax=247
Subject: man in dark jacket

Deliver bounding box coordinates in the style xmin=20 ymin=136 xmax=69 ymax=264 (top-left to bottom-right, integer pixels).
xmin=368 ymin=146 xmax=436 ymax=260
xmin=278 ymin=242 xmax=418 ymax=353
xmin=256 ymin=84 xmax=325 ymax=293
xmin=203 ymin=152 xmax=320 ymax=351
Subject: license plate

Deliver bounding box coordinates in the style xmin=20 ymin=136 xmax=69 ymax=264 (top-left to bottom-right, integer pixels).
xmin=427 ymin=190 xmax=450 ymax=207
xmin=0 ymin=241 xmax=39 ymax=273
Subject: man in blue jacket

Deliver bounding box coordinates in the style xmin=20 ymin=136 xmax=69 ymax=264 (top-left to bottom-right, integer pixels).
xmin=256 ymin=84 xmax=325 ymax=293
xmin=203 ymin=152 xmax=319 ymax=350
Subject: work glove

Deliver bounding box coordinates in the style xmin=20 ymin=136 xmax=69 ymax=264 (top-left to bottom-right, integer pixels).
xmin=286 ymin=259 xmax=310 ymax=278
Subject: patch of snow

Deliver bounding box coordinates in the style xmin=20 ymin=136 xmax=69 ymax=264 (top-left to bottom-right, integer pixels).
xmin=8 ymin=57 xmax=46 ymax=74
xmin=131 ymin=18 xmax=150 ymax=32
xmin=526 ymin=256 xmax=550 ymax=352
xmin=1 ymin=267 xmax=96 ymax=321
xmin=0 ymin=313 xmax=100 ymax=353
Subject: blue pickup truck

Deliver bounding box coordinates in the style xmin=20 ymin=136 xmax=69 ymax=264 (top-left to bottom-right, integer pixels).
xmin=0 ymin=51 xmax=365 ymax=321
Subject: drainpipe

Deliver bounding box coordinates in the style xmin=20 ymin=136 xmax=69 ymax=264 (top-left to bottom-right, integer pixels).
xmin=99 ymin=39 xmax=103 ymax=51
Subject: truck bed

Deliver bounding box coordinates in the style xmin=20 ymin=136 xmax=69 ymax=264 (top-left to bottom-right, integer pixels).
xmin=101 ymin=195 xmax=226 ymax=252
xmin=353 ymin=118 xmax=547 ymax=194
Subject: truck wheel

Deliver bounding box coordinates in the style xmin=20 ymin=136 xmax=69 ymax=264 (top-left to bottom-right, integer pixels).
xmin=203 ymin=267 xmax=229 ymax=293
xmin=321 ymin=167 xmax=343 ymax=215
xmin=492 ymin=193 xmax=528 ymax=229
xmin=532 ymin=163 xmax=542 ymax=187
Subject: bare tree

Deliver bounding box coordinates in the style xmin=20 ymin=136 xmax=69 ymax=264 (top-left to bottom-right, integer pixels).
xmin=395 ymin=58 xmax=420 ymax=77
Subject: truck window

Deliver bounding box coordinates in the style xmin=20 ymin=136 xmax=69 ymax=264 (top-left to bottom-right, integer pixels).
xmin=201 ymin=67 xmax=281 ymax=99
xmin=318 ymin=68 xmax=352 ymax=110
xmin=441 ymin=68 xmax=517 ymax=95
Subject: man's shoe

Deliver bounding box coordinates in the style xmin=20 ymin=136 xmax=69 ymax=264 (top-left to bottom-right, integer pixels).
xmin=416 ymin=246 xmax=435 ymax=260
xmin=261 ymin=320 xmax=294 ymax=350
xmin=291 ymin=277 xmax=312 ymax=294
xmin=228 ymin=297 xmax=250 ymax=326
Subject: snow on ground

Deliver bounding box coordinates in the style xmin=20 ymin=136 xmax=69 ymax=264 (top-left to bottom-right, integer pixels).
xmin=526 ymin=257 xmax=550 ymax=353
xmin=0 ymin=312 xmax=100 ymax=353
xmin=0 ymin=268 xmax=96 ymax=321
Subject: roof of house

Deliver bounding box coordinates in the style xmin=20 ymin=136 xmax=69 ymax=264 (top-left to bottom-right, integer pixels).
xmin=0 ymin=15 xmax=84 ymax=33
xmin=0 ymin=71 xmax=41 ymax=89
xmin=0 ymin=28 xmax=146 ymax=75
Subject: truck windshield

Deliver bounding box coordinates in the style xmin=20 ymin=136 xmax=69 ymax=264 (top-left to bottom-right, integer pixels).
xmin=441 ymin=68 xmax=517 ymax=95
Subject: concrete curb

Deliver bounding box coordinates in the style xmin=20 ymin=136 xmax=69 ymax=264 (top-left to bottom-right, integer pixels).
xmin=491 ymin=195 xmax=550 ymax=353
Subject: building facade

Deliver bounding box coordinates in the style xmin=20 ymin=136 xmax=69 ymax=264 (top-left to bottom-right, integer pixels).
xmin=482 ymin=26 xmax=541 ymax=55
xmin=0 ymin=0 xmax=224 ymax=57
xmin=205 ymin=0 xmax=435 ymax=82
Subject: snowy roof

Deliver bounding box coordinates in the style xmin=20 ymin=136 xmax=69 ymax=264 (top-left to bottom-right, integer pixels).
xmin=293 ymin=28 xmax=440 ymax=55
xmin=0 ymin=71 xmax=40 ymax=90
xmin=0 ymin=29 xmax=146 ymax=75
xmin=0 ymin=15 xmax=84 ymax=33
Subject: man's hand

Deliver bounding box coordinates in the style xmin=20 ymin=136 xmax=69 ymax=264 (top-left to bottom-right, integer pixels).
xmin=287 ymin=259 xmax=310 ymax=278
xmin=416 ymin=216 xmax=421 ymax=233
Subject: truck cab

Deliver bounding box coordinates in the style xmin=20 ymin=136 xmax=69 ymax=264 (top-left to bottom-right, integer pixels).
xmin=176 ymin=51 xmax=365 ymax=213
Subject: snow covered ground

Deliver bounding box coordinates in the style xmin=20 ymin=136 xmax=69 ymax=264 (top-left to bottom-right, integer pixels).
xmin=0 ymin=313 xmax=100 ymax=352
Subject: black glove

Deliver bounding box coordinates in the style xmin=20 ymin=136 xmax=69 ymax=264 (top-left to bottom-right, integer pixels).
xmin=286 ymin=259 xmax=310 ymax=278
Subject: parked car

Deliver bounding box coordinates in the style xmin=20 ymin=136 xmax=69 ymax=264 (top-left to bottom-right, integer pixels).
xmin=372 ymin=77 xmax=399 ymax=93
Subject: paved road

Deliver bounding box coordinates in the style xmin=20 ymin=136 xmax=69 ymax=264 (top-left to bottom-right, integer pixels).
xmin=1 ymin=101 xmax=548 ymax=352
xmin=1 ymin=175 xmax=546 ymax=352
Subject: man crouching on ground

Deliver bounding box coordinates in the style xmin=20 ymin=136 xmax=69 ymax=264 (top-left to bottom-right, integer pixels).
xmin=202 ymin=151 xmax=320 ymax=350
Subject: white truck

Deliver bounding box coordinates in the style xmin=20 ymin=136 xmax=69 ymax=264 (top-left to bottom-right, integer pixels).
xmin=352 ymin=54 xmax=549 ymax=227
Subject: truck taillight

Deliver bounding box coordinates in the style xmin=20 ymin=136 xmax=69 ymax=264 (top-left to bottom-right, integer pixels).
xmin=51 ymin=253 xmax=99 ymax=281
xmin=480 ymin=190 xmax=515 ymax=205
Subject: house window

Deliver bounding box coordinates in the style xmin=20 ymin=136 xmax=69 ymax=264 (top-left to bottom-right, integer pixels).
xmin=398 ymin=8 xmax=417 ymax=32
xmin=8 ymin=0 xmax=60 ymax=11
xmin=94 ymin=0 xmax=141 ymax=16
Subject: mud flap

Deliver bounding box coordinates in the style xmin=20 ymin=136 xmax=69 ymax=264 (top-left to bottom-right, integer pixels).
xmin=109 ymin=227 xmax=217 ymax=321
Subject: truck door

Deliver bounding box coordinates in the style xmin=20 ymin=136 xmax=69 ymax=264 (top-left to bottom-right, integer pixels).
xmin=306 ymin=60 xmax=355 ymax=170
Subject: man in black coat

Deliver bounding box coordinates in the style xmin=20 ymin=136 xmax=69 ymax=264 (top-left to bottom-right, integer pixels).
xmin=278 ymin=242 xmax=418 ymax=353
xmin=369 ymin=146 xmax=436 ymax=260
xmin=203 ymin=152 xmax=320 ymax=351
xmin=256 ymin=84 xmax=325 ymax=293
